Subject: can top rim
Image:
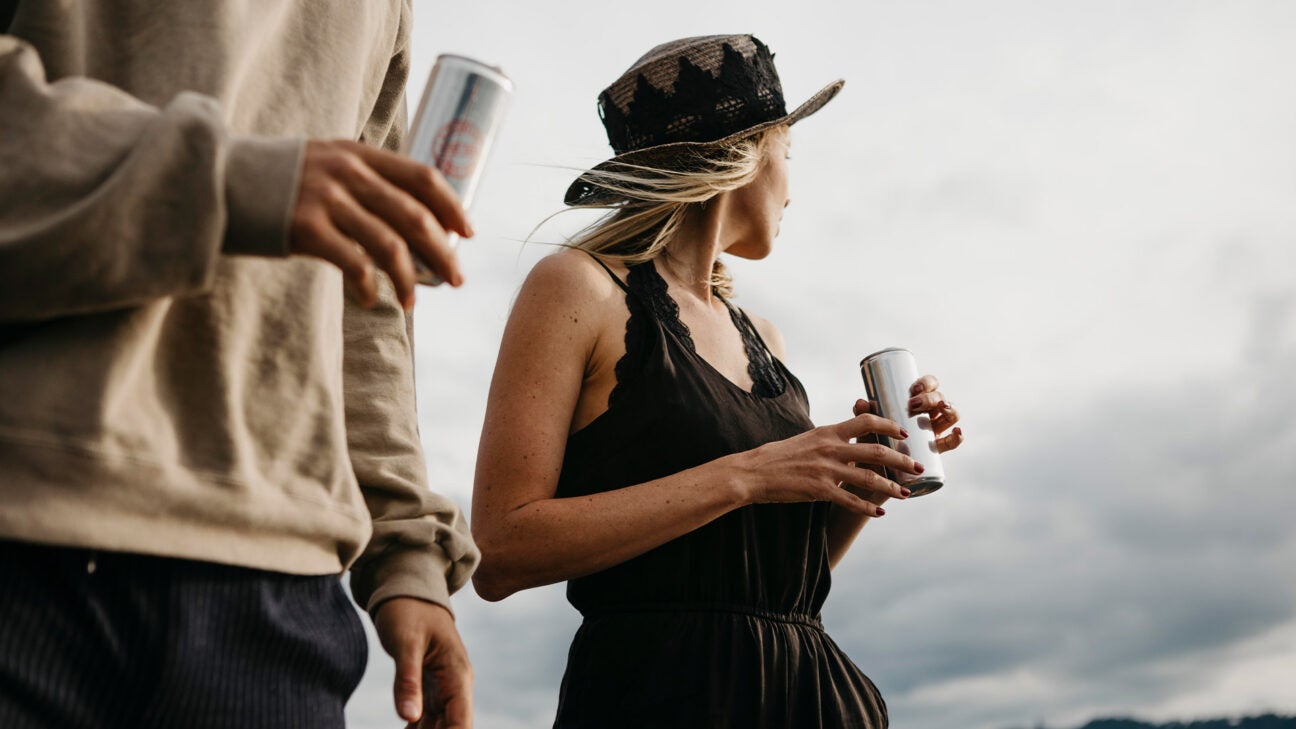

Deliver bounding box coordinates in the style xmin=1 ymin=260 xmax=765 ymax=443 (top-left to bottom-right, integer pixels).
xmin=434 ymin=53 xmax=514 ymax=88
xmin=859 ymin=347 xmax=912 ymax=368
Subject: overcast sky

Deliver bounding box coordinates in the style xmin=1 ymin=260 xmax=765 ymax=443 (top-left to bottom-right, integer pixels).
xmin=346 ymin=2 xmax=1296 ymax=727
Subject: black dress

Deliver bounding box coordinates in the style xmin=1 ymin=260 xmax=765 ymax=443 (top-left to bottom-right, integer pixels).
xmin=551 ymin=258 xmax=888 ymax=729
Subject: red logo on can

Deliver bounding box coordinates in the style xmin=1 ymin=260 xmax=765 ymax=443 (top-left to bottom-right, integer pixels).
xmin=432 ymin=119 xmax=484 ymax=182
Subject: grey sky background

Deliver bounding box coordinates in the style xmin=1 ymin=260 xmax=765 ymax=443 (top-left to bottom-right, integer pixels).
xmin=349 ymin=1 xmax=1296 ymax=727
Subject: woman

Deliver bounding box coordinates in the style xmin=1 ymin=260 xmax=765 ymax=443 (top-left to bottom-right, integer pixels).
xmin=472 ymin=35 xmax=964 ymax=728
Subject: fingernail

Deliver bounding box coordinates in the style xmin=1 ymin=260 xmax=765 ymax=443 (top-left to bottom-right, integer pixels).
xmin=910 ymin=382 xmax=923 ymax=395
xmin=399 ymin=700 xmax=421 ymax=721
xmin=908 ymin=397 xmax=921 ymax=410
xmin=899 ymin=428 xmax=909 ymax=439
xmin=901 ymin=487 xmax=912 ymax=498
xmin=914 ymin=463 xmax=925 ymax=473
xmin=875 ymin=507 xmax=886 ymax=517
xmin=939 ymin=401 xmax=949 ymax=410
xmin=954 ymin=427 xmax=963 ymax=437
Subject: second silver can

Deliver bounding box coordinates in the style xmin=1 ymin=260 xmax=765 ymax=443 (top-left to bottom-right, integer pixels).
xmin=404 ymin=54 xmax=513 ymax=285
xmin=859 ymin=347 xmax=946 ymax=497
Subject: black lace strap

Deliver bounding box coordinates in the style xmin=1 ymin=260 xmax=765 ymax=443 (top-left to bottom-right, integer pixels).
xmin=586 ymin=252 xmax=632 ymax=294
xmin=629 ymin=259 xmax=785 ymax=398
xmin=585 ymin=253 xmax=654 ymax=409
xmin=626 ymin=260 xmax=696 ymax=350
xmin=723 ymin=300 xmax=786 ymax=398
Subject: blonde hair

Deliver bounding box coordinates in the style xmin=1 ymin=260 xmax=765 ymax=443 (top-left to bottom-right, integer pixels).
xmin=563 ymin=127 xmax=785 ymax=299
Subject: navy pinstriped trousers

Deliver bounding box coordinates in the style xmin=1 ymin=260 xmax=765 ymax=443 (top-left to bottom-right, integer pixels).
xmin=0 ymin=540 xmax=368 ymax=729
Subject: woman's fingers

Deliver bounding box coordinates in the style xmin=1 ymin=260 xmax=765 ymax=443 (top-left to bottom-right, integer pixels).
xmin=820 ymin=481 xmax=888 ymax=517
xmin=909 ymin=374 xmax=940 ymax=396
xmin=907 ymin=390 xmax=948 ymax=416
xmin=841 ymin=440 xmax=922 ymax=478
xmin=930 ymin=402 xmax=960 ymax=434
xmin=835 ymin=412 xmax=907 ymax=442
xmin=936 ymin=427 xmax=965 ymax=453
xmin=836 ymin=462 xmax=910 ymax=500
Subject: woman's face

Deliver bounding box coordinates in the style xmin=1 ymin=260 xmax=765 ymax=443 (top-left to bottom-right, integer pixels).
xmin=723 ymin=128 xmax=791 ymax=260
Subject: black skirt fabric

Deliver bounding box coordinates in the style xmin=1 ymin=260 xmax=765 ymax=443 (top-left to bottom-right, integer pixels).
xmin=551 ymin=259 xmax=887 ymax=729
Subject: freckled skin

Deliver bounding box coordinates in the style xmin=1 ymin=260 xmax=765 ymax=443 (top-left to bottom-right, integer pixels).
xmin=469 ymin=125 xmax=964 ymax=600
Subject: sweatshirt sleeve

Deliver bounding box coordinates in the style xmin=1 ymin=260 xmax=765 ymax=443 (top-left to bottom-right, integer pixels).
xmin=0 ymin=35 xmax=304 ymax=323
xmin=344 ymin=4 xmax=481 ymax=616
xmin=343 ymin=278 xmax=481 ymax=616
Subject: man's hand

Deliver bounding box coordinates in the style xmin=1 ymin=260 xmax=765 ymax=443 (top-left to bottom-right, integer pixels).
xmin=374 ymin=597 xmax=473 ymax=729
xmin=290 ymin=140 xmax=475 ymax=311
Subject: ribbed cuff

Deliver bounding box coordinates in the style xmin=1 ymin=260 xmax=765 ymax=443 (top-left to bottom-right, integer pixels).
xmin=355 ymin=546 xmax=455 ymax=619
xmin=221 ymin=136 xmax=306 ymax=257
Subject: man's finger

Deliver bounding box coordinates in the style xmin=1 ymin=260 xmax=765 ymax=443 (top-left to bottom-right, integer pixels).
xmin=424 ymin=642 xmax=473 ymax=729
xmin=435 ymin=667 xmax=473 ymax=729
xmin=347 ymin=165 xmax=463 ymax=287
xmin=330 ymin=196 xmax=417 ymax=309
xmin=393 ymin=639 xmax=426 ymax=723
xmin=352 ymin=144 xmax=474 ymax=238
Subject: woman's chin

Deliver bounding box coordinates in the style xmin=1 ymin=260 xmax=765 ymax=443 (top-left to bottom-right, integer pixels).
xmin=726 ymin=238 xmax=776 ymax=261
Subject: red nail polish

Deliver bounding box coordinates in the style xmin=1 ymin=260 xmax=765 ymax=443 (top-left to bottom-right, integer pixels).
xmin=915 ymin=463 xmax=925 ymax=473
xmin=875 ymin=507 xmax=886 ymax=517
xmin=899 ymin=429 xmax=910 ymax=439
xmin=901 ymin=488 xmax=912 ymax=498
xmin=910 ymin=382 xmax=923 ymax=395
xmin=908 ymin=397 xmax=921 ymax=410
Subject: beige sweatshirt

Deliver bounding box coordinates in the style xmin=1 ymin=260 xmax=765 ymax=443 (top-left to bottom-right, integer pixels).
xmin=0 ymin=0 xmax=479 ymax=613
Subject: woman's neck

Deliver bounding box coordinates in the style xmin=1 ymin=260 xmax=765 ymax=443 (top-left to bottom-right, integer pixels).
xmin=659 ymin=196 xmax=732 ymax=304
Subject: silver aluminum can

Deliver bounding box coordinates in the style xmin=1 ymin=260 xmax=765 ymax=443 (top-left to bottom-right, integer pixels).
xmin=404 ymin=54 xmax=513 ymax=285
xmin=859 ymin=347 xmax=946 ymax=497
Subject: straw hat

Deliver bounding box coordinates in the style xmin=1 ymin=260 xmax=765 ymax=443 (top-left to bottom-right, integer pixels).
xmin=565 ymin=34 xmax=844 ymax=205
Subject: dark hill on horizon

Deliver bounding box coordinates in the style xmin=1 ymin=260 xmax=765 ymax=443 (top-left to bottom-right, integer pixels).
xmin=1005 ymin=713 xmax=1296 ymax=729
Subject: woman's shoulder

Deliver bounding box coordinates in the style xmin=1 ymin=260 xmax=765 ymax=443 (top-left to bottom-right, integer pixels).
xmin=516 ymin=248 xmax=632 ymax=321
xmin=526 ymin=248 xmax=624 ymax=292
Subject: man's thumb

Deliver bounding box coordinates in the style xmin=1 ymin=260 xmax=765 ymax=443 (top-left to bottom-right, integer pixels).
xmin=394 ymin=642 xmax=425 ymax=722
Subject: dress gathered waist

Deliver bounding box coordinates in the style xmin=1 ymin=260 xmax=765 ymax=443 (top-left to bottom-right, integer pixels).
xmin=579 ymin=601 xmax=824 ymax=629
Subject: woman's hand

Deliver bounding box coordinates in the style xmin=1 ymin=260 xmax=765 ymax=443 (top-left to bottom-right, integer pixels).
xmin=733 ymin=412 xmax=923 ymax=518
xmin=905 ymin=374 xmax=965 ymax=453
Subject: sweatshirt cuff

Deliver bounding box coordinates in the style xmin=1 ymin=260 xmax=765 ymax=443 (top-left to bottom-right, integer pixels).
xmin=358 ymin=546 xmax=456 ymax=618
xmin=221 ymin=136 xmax=306 ymax=257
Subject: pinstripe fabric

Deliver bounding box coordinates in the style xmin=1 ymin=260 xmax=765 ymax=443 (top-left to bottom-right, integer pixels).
xmin=0 ymin=541 xmax=368 ymax=729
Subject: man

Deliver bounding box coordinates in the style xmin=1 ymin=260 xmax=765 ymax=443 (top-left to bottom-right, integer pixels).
xmin=0 ymin=2 xmax=479 ymax=727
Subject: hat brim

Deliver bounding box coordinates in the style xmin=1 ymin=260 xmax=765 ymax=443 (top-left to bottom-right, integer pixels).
xmin=564 ymin=79 xmax=845 ymax=206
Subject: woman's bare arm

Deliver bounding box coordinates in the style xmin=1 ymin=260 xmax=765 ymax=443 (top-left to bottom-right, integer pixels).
xmin=470 ymin=253 xmax=911 ymax=601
